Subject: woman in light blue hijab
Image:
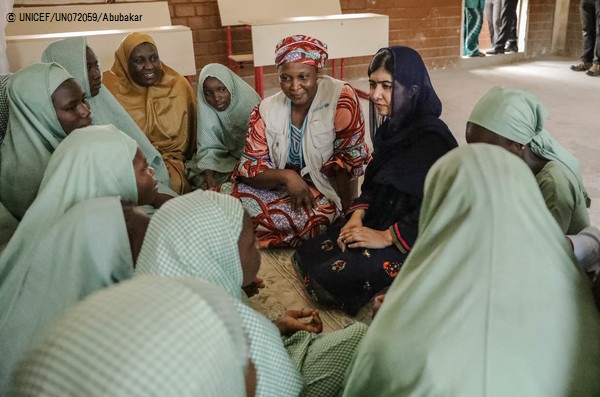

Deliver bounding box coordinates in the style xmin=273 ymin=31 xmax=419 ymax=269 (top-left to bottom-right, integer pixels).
xmin=41 ymin=36 xmax=172 ymax=193
xmin=466 ymin=86 xmax=590 ymax=234
xmin=0 ymin=125 xmax=158 ymax=390
xmin=186 ymin=63 xmax=261 ymax=189
xmin=0 ymin=62 xmax=92 ymax=220
xmin=342 ymin=144 xmax=600 ymax=397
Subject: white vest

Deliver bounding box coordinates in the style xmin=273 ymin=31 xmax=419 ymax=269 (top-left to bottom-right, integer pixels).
xmin=259 ymin=75 xmax=345 ymax=210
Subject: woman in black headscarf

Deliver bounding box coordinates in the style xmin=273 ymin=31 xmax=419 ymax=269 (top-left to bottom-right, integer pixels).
xmin=292 ymin=47 xmax=458 ymax=315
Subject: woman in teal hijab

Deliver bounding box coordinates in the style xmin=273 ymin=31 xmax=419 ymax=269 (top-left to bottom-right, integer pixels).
xmin=0 ymin=62 xmax=92 ymax=220
xmin=10 ymin=276 xmax=251 ymax=397
xmin=186 ymin=63 xmax=261 ymax=189
xmin=466 ymin=86 xmax=590 ymax=234
xmin=41 ymin=36 xmax=172 ymax=193
xmin=0 ymin=125 xmax=159 ymax=390
xmin=342 ymin=144 xmax=600 ymax=397
xmin=136 ymin=190 xmax=367 ymax=397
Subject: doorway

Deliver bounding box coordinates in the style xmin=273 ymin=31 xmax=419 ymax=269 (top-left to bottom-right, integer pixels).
xmin=461 ymin=0 xmax=528 ymax=57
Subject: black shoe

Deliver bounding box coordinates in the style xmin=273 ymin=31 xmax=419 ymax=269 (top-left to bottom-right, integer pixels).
xmin=505 ymin=43 xmax=518 ymax=53
xmin=571 ymin=62 xmax=592 ymax=71
xmin=486 ymin=47 xmax=505 ymax=55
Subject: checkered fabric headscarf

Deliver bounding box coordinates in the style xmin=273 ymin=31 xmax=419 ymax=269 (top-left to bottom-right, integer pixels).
xmin=275 ymin=35 xmax=328 ymax=70
xmin=9 ymin=276 xmax=248 ymax=397
xmin=136 ymin=190 xmax=245 ymax=298
xmin=135 ymin=190 xmax=305 ymax=397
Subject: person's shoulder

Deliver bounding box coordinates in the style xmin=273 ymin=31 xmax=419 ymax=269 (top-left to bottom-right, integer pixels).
xmin=62 ymin=197 xmax=124 ymax=229
xmin=413 ymin=117 xmax=457 ymax=148
xmin=536 ymin=161 xmax=581 ymax=203
xmin=101 ymin=70 xmax=119 ymax=88
xmin=538 ymin=161 xmax=576 ymax=184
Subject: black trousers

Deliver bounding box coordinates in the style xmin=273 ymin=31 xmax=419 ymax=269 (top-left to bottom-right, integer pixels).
xmin=485 ymin=0 xmax=518 ymax=49
xmin=580 ymin=0 xmax=600 ymax=63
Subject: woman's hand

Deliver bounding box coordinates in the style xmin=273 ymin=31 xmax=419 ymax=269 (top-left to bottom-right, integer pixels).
xmin=201 ymin=170 xmax=217 ymax=190
xmin=284 ymin=173 xmax=316 ymax=211
xmin=242 ymin=277 xmax=265 ymax=298
xmin=338 ymin=226 xmax=393 ymax=251
xmin=372 ymin=294 xmax=386 ymax=318
xmin=338 ymin=210 xmax=364 ymax=251
xmin=274 ymin=309 xmax=323 ymax=336
xmin=341 ymin=210 xmax=364 ymax=234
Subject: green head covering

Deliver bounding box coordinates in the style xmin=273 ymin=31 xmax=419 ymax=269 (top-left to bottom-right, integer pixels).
xmin=10 ymin=276 xmax=248 ymax=397
xmin=135 ymin=190 xmax=304 ymax=397
xmin=136 ymin=190 xmax=245 ymax=297
xmin=39 ymin=124 xmax=138 ymax=213
xmin=342 ymin=144 xmax=600 ymax=397
xmin=186 ymin=63 xmax=261 ymax=186
xmin=468 ymin=86 xmax=590 ymax=207
xmin=0 ymin=125 xmax=139 ymax=389
xmin=0 ymin=62 xmax=73 ymax=219
xmin=41 ymin=37 xmax=171 ymax=187
xmin=42 ymin=36 xmax=93 ymax=98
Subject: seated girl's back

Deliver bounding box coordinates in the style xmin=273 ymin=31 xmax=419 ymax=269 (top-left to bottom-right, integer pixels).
xmin=0 ymin=125 xmax=157 ymax=389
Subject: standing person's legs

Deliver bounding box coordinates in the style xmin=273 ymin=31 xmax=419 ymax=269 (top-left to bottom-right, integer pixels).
xmin=505 ymin=0 xmax=519 ymax=52
xmin=464 ymin=6 xmax=485 ymax=56
xmin=484 ymin=0 xmax=496 ymax=44
xmin=594 ymin=0 xmax=600 ymax=63
xmin=496 ymin=0 xmax=519 ymax=49
xmin=486 ymin=0 xmax=505 ymax=54
xmin=586 ymin=0 xmax=600 ymax=75
xmin=573 ymin=0 xmax=596 ymax=70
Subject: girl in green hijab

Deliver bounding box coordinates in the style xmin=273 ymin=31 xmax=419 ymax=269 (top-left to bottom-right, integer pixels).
xmin=342 ymin=144 xmax=600 ymax=397
xmin=186 ymin=63 xmax=261 ymax=189
xmin=10 ymin=276 xmax=252 ymax=397
xmin=466 ymin=86 xmax=590 ymax=234
xmin=0 ymin=62 xmax=92 ymax=220
xmin=41 ymin=36 xmax=172 ymax=192
xmin=0 ymin=125 xmax=159 ymax=390
xmin=136 ymin=190 xmax=367 ymax=397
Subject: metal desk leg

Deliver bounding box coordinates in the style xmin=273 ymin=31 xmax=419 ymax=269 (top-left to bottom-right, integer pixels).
xmin=254 ymin=66 xmax=264 ymax=98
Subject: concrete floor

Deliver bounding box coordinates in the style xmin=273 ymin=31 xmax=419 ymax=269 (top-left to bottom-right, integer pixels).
xmin=283 ymin=55 xmax=600 ymax=225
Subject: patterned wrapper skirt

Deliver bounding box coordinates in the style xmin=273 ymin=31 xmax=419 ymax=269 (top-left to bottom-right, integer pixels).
xmin=219 ymin=180 xmax=340 ymax=248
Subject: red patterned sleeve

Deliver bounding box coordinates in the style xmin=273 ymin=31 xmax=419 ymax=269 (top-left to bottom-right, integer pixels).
xmin=322 ymin=84 xmax=371 ymax=178
xmin=234 ymin=105 xmax=277 ymax=178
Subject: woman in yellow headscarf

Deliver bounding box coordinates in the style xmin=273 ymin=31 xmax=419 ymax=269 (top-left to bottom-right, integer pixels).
xmin=103 ymin=32 xmax=196 ymax=194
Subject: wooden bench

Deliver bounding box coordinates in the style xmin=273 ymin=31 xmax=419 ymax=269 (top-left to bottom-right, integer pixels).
xmin=6 ymin=1 xmax=196 ymax=77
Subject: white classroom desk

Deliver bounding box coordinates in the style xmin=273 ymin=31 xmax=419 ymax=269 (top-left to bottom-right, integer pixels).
xmin=242 ymin=13 xmax=389 ymax=97
xmin=6 ymin=25 xmax=196 ymax=77
xmin=5 ymin=1 xmax=195 ymax=77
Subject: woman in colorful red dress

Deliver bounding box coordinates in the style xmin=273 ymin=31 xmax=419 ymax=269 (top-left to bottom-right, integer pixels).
xmin=220 ymin=35 xmax=370 ymax=248
xmin=292 ymin=47 xmax=458 ymax=315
